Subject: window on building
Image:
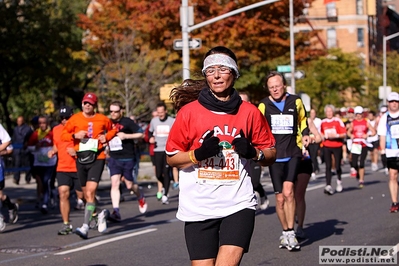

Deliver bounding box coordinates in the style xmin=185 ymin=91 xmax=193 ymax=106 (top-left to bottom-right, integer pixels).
xmin=357 ymin=28 xmax=365 ymax=47
xmin=327 ymin=28 xmax=337 ymax=48
xmin=356 ymin=0 xmax=364 ymax=15
xmin=326 ymin=2 xmax=338 ymax=22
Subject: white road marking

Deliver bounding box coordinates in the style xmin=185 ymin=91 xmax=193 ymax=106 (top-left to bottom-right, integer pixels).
xmin=55 ymin=228 xmax=157 ymax=255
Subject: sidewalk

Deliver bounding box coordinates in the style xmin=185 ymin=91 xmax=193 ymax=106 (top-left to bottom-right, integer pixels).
xmin=4 ymin=162 xmax=157 ymax=204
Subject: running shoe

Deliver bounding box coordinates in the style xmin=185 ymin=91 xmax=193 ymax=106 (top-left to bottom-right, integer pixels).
xmin=74 ymin=200 xmax=85 ymax=210
xmin=97 ymin=209 xmax=108 ymax=233
xmin=76 ymin=224 xmax=89 ymax=239
xmin=311 ymin=172 xmax=316 ymax=181
xmin=9 ymin=203 xmax=19 ymax=224
xmin=350 ymin=167 xmax=357 ymax=178
xmin=0 ymin=215 xmax=5 ymax=232
xmin=172 ymin=182 xmax=179 ymax=190
xmin=259 ymin=197 xmax=269 ymax=210
xmin=358 ymin=182 xmax=364 ymax=189
xmin=108 ymin=210 xmax=122 ymax=222
xmin=254 ymin=191 xmax=261 ymax=210
xmin=295 ymin=227 xmax=307 ymax=239
xmin=336 ymin=181 xmax=343 ymax=193
xmin=278 ymin=232 xmax=288 ymax=249
xmin=324 ymin=185 xmax=334 ymax=195
xmin=40 ymin=204 xmax=48 ymax=214
xmin=371 ymin=163 xmax=378 ymax=172
xmin=58 ymin=223 xmax=73 ymax=235
xmin=138 ymin=197 xmax=148 ymax=214
xmin=156 ymin=192 xmax=163 ymax=200
xmin=286 ymin=230 xmax=301 ymax=251
xmin=161 ymin=195 xmax=169 ymax=205
xmin=390 ymin=203 xmax=399 ymax=213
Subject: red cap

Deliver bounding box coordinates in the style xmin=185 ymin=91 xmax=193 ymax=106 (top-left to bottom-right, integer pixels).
xmin=348 ymin=107 xmax=354 ymax=113
xmin=82 ymin=92 xmax=98 ymax=105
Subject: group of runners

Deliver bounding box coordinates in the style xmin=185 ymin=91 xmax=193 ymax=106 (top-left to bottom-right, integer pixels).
xmin=165 ymin=46 xmax=399 ymax=265
xmin=1 ymin=45 xmax=398 ymax=266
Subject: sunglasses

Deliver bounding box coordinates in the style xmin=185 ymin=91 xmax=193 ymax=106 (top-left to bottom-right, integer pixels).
xmin=110 ymin=110 xmax=121 ymax=113
xmin=60 ymin=116 xmax=71 ymax=120
xmin=83 ymin=101 xmax=94 ymax=106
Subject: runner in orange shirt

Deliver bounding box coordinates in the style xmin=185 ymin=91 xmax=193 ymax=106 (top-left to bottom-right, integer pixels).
xmin=48 ymin=106 xmax=85 ymax=235
xmin=61 ymin=93 xmax=117 ymax=239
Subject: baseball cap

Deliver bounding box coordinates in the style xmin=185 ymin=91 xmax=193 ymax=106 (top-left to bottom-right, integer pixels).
xmin=59 ymin=106 xmax=74 ymax=117
xmin=348 ymin=107 xmax=354 ymax=113
xmin=354 ymin=106 xmax=363 ymax=114
xmin=387 ymin=92 xmax=399 ymax=102
xmin=30 ymin=116 xmax=39 ymax=125
xmin=82 ymin=92 xmax=98 ymax=105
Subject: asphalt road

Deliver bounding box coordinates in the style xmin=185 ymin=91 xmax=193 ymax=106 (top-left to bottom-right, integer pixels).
xmin=0 ymin=161 xmax=398 ymax=266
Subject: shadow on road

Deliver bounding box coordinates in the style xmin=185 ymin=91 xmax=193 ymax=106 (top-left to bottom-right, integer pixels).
xmin=256 ymin=206 xmax=276 ymax=216
xmin=299 ymin=219 xmax=348 ymax=247
xmin=340 ymin=180 xmax=382 ymax=193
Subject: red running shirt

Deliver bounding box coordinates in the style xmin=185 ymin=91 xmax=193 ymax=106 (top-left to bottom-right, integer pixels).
xmin=320 ymin=117 xmax=346 ymax=148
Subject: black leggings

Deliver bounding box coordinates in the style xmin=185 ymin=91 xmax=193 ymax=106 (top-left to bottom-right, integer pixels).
xmin=350 ymin=147 xmax=368 ymax=170
xmin=249 ymin=160 xmax=266 ymax=198
xmin=154 ymin=151 xmax=171 ymax=196
xmin=323 ymin=146 xmax=342 ymax=186
xmin=308 ymin=143 xmax=320 ymax=173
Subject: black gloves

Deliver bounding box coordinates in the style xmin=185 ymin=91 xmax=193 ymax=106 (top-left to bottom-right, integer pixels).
xmin=232 ymin=129 xmax=257 ymax=159
xmin=194 ymin=130 xmax=221 ymax=161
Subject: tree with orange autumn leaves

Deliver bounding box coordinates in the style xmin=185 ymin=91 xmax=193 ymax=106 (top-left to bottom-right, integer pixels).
xmin=78 ymin=0 xmax=323 ymax=115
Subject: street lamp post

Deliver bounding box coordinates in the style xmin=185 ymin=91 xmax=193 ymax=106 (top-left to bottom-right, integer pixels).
xmin=289 ymin=0 xmax=295 ymax=94
xmin=181 ymin=0 xmax=190 ymax=80
xmin=181 ymin=0 xmax=280 ymax=80
xmin=383 ymin=31 xmax=399 ymax=105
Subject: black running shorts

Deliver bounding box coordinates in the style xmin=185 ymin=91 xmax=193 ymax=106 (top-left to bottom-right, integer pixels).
xmin=76 ymin=159 xmax=105 ymax=187
xmin=297 ymin=159 xmax=313 ymax=175
xmin=269 ymin=157 xmax=301 ymax=193
xmin=56 ymin=171 xmax=82 ymax=191
xmin=387 ymin=157 xmax=399 ymax=171
xmin=184 ymin=208 xmax=255 ymax=261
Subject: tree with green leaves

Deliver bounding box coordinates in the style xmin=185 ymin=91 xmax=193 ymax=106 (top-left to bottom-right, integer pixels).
xmin=295 ymin=48 xmax=367 ymax=116
xmin=77 ymin=0 xmax=321 ymax=119
xmin=0 ymin=0 xmax=96 ymax=131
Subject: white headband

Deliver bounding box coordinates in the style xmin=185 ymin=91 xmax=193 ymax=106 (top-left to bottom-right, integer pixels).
xmin=202 ymin=54 xmax=240 ymax=78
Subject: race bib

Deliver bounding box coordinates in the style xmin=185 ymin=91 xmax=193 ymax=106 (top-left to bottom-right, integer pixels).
xmin=196 ymin=149 xmax=240 ymax=186
xmin=78 ymin=138 xmax=98 ymax=152
xmin=109 ymin=137 xmax=123 ymax=151
xmin=347 ymin=139 xmax=353 ymax=151
xmin=37 ymin=152 xmax=50 ymax=163
xmin=391 ymin=124 xmax=399 ymax=139
xmin=270 ymin=114 xmax=294 ymax=134
xmin=324 ymin=128 xmax=337 ymax=138
xmin=351 ymin=143 xmax=362 ymax=155
xmin=34 ymin=147 xmax=57 ymax=166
